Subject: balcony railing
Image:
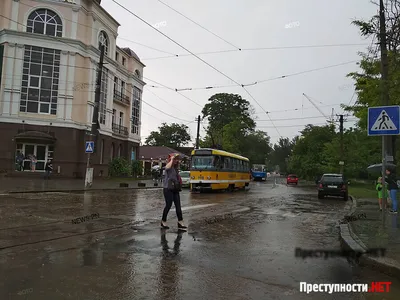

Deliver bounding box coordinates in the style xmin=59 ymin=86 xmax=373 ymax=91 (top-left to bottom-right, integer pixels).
xmin=112 ymin=123 xmax=129 ymax=136
xmin=113 ymin=90 xmax=130 ymax=105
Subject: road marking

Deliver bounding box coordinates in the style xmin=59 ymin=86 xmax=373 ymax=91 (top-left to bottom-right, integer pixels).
xmin=173 ymin=203 xmax=217 ymax=212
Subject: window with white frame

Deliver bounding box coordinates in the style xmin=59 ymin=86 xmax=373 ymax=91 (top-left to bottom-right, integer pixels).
xmin=131 ymin=87 xmax=141 ymax=134
xmin=20 ymin=46 xmax=60 ymax=115
xmin=98 ymin=31 xmax=109 ymax=55
xmin=98 ymin=67 xmax=108 ymax=124
xmin=27 ymin=9 xmax=62 ymax=37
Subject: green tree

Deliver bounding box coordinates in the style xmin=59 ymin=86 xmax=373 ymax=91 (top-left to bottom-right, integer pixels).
xmin=243 ymin=131 xmax=272 ymax=164
xmin=268 ymin=137 xmax=296 ymax=173
xmin=202 ymin=93 xmax=256 ymax=145
xmin=287 ymin=124 xmax=336 ymax=179
xmin=323 ymin=127 xmax=380 ymax=179
xmin=131 ymin=160 xmax=143 ymax=177
xmin=342 ymin=1 xmax=400 ymax=167
xmin=145 ymin=122 xmax=191 ymax=148
xmin=109 ymin=157 xmax=132 ymax=177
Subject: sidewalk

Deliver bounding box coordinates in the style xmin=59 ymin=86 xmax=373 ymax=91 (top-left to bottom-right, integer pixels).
xmin=340 ymin=197 xmax=400 ymax=277
xmin=0 ymin=177 xmax=159 ymax=193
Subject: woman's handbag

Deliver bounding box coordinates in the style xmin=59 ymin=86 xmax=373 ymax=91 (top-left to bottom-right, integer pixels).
xmin=168 ymin=178 xmax=181 ymax=192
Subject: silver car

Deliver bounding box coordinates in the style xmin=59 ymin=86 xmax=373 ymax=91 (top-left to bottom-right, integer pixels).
xmin=179 ymin=171 xmax=190 ymax=188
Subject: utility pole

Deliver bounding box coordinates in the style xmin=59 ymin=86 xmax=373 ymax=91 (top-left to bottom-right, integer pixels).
xmin=379 ymin=0 xmax=390 ymax=210
xmin=338 ymin=114 xmax=344 ymax=174
xmin=85 ymin=44 xmax=105 ymax=188
xmin=195 ymin=115 xmax=201 ymax=149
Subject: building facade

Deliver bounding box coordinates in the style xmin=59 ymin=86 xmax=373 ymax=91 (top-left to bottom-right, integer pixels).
xmin=0 ymin=0 xmax=145 ymax=177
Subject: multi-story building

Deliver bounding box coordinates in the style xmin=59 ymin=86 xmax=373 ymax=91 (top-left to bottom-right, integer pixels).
xmin=0 ymin=0 xmax=145 ymax=177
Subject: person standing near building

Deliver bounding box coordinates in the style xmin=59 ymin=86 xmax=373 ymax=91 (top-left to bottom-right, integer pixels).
xmin=44 ymin=159 xmax=53 ymax=179
xmin=15 ymin=151 xmax=24 ymax=171
xmin=161 ymin=153 xmax=187 ymax=230
xmin=30 ymin=154 xmax=37 ymax=172
xmin=385 ymin=169 xmax=398 ymax=214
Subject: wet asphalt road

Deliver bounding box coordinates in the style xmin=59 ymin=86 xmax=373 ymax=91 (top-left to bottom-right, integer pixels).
xmin=0 ymin=177 xmax=399 ymax=299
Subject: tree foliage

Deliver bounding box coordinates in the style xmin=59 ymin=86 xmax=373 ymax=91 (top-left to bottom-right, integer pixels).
xmin=202 ymin=93 xmax=256 ymax=146
xmin=109 ymin=157 xmax=131 ymax=177
xmin=145 ymin=122 xmax=191 ymax=148
xmin=200 ymin=93 xmax=271 ymax=164
xmin=268 ymin=137 xmax=296 ymax=173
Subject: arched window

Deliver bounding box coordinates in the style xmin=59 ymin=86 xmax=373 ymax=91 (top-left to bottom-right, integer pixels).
xmin=27 ymin=9 xmax=63 ymax=37
xmin=98 ymin=31 xmax=109 ymax=55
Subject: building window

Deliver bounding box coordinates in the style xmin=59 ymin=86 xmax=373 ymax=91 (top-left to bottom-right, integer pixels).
xmin=98 ymin=67 xmax=108 ymax=124
xmin=119 ymin=112 xmax=123 ymax=126
xmin=114 ymin=76 xmax=119 ymax=92
xmin=122 ymin=57 xmax=126 ymax=66
xmin=98 ymin=31 xmax=109 ymax=55
xmin=112 ymin=109 xmax=116 ymax=124
xmin=20 ymin=46 xmax=60 ymax=115
xmin=27 ymin=9 xmax=63 ymax=37
xmin=131 ymin=87 xmax=141 ymax=134
xmin=115 ymin=52 xmax=119 ymax=61
xmin=110 ymin=143 xmax=114 ymax=159
xmin=121 ymin=81 xmax=126 ymax=96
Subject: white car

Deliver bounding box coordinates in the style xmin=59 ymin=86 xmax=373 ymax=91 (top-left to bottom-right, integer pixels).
xmin=179 ymin=171 xmax=190 ymax=187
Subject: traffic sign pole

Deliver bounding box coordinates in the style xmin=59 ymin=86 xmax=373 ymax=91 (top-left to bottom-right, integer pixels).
xmin=368 ymin=105 xmax=400 ymax=213
xmin=382 ymin=135 xmax=387 ymax=210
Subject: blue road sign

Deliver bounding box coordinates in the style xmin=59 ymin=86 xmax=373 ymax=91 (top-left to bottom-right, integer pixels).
xmin=368 ymin=106 xmax=400 ymax=136
xmin=85 ymin=141 xmax=94 ymax=153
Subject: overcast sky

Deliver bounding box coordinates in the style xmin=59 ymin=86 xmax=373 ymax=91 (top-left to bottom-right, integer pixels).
xmin=101 ymin=0 xmax=376 ymax=146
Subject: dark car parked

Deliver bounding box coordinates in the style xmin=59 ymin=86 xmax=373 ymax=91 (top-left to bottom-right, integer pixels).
xmin=317 ymin=173 xmax=348 ymax=200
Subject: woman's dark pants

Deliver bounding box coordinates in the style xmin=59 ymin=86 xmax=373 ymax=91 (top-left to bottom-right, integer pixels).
xmin=162 ymin=188 xmax=183 ymax=222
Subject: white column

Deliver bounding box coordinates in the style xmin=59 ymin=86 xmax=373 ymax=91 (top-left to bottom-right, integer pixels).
xmin=138 ymin=87 xmax=143 ymax=137
xmin=71 ymin=6 xmax=80 ymax=39
xmin=87 ymin=58 xmax=95 ymax=125
xmin=11 ymin=0 xmax=20 ymax=31
xmin=65 ymin=52 xmax=76 ymax=120
xmin=1 ymin=44 xmax=16 ymax=115
xmin=91 ymin=17 xmax=97 ymax=47
xmin=58 ymin=50 xmax=68 ymax=119
xmin=106 ymin=71 xmax=113 ymax=130
xmin=11 ymin=44 xmax=24 ymax=115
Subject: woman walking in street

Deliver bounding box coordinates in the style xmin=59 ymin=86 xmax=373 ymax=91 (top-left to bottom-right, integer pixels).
xmin=161 ymin=153 xmax=187 ymax=231
xmin=385 ymin=169 xmax=398 ymax=214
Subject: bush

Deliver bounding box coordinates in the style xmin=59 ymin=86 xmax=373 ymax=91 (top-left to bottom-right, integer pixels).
xmin=108 ymin=157 xmax=132 ymax=177
xmin=132 ymin=160 xmax=143 ymax=177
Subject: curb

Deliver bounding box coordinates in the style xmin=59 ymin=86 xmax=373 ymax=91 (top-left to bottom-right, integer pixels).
xmin=6 ymin=186 xmax=163 ymax=194
xmin=339 ymin=195 xmax=400 ymax=277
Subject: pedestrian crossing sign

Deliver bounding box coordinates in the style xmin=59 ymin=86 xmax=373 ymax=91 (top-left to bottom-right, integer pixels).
xmin=368 ymin=106 xmax=400 ymax=136
xmin=85 ymin=141 xmax=94 ymax=153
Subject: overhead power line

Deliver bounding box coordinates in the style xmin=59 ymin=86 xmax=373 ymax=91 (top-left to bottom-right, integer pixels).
xmin=142 ymin=43 xmax=370 ymax=60
xmin=156 ymin=0 xmax=240 ymax=50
